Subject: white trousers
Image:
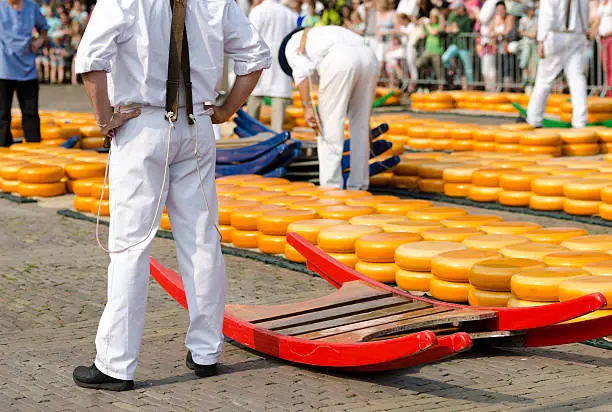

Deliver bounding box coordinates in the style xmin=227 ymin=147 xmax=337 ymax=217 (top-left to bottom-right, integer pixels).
xmin=317 ymin=45 xmax=378 ymax=190
xmin=527 ymin=34 xmax=587 ymax=128
xmin=213 ymin=124 xmax=222 ymax=140
xmin=95 ymin=107 xmax=226 ymax=380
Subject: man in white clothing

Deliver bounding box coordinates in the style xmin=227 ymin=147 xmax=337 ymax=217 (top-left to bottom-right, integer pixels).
xmin=72 ymin=0 xmax=270 ymax=391
xmin=279 ymin=26 xmax=378 ymax=190
xmin=527 ymin=0 xmax=589 ymax=128
xmin=247 ymin=0 xmax=297 ymax=132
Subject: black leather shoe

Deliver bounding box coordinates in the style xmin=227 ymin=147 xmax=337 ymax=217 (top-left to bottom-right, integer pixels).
xmin=186 ymin=351 xmax=218 ymax=377
xmin=73 ymin=364 xmax=134 ymax=391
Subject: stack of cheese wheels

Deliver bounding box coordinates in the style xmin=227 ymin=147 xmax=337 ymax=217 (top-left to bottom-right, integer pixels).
xmin=0 ymin=160 xmax=30 ymax=193
xmin=470 ymin=258 xmax=545 ymax=307
xmin=598 ymin=128 xmax=612 ymax=153
xmin=449 ymin=125 xmax=476 ymax=152
xmin=317 ymin=225 xmax=382 ymax=268
xmin=72 ymin=177 xmax=105 ymax=213
xmin=494 ymin=130 xmax=522 ymax=154
xmin=442 ymin=165 xmax=481 ymax=198
xmin=498 ymin=172 xmax=546 ymax=207
xmin=530 ymin=175 xmax=579 ymax=211
xmin=354 ymin=232 xmax=421 ymax=283
xmin=599 ymin=184 xmax=612 ymax=220
xmin=219 ymin=199 xmax=260 ymax=247
xmin=89 ymin=181 xmax=110 ymax=216
xmin=64 ymin=161 xmax=106 ymax=194
xmin=15 ymin=164 xmax=65 ymax=197
xmin=417 ymin=162 xmax=463 ymax=194
xmin=510 ymin=266 xmax=589 ymax=306
xmin=469 ymin=168 xmax=515 ymax=203
xmin=391 ymin=156 xmax=427 ymax=189
xmin=395 ymin=241 xmax=467 ymax=295
xmin=80 ymin=125 xmax=106 ymax=149
xmin=562 ymin=178 xmax=608 ymax=216
xmin=519 ymin=129 xmax=562 ymax=156
xmin=284 ymin=218 xmax=345 ymax=262
xmin=560 ymin=129 xmax=600 ymax=157
xmin=370 ymin=171 xmax=394 ymax=187
xmin=256 ymin=209 xmax=317 ymax=254
xmin=229 ymin=204 xmax=287 ymax=246
xmin=431 ymin=249 xmax=501 ymax=304
xmin=558 ymin=275 xmax=612 ymax=322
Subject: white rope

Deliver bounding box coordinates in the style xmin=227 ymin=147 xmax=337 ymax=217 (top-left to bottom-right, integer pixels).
xmin=95 ymin=112 xmax=174 ymax=253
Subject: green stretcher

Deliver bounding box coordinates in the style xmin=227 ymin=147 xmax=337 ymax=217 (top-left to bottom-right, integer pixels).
xmin=512 ymin=102 xmax=612 ymax=128
xmin=262 ymin=90 xmax=396 ymax=109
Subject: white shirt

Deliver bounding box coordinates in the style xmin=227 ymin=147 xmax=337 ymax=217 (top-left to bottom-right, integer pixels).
xmin=75 ymin=0 xmax=271 ymax=108
xmin=284 ymin=26 xmax=368 ymax=86
xmin=599 ymin=1 xmax=612 ymax=36
xmin=249 ymin=0 xmax=297 ymax=98
xmin=537 ymin=0 xmax=590 ymax=41
xmin=396 ymin=0 xmax=418 ymax=16
xmin=236 ymin=0 xmax=250 ymax=16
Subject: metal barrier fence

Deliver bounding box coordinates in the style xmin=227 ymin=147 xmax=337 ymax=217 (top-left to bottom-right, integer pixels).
xmin=378 ymin=32 xmax=609 ymax=97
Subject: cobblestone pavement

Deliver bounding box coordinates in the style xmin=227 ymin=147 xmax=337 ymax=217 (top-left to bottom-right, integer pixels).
xmin=1 ymin=199 xmax=612 ymax=412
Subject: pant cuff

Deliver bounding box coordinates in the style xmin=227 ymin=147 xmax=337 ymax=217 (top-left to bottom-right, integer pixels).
xmin=94 ymin=358 xmax=133 ymax=381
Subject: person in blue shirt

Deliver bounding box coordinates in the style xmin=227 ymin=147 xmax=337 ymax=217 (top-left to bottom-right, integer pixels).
xmin=0 ymin=0 xmax=48 ymax=146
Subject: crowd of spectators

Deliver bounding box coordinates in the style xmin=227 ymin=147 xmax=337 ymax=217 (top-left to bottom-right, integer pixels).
xmin=32 ymin=0 xmax=91 ymax=85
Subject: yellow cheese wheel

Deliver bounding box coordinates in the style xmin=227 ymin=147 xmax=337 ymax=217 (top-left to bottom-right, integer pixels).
xmin=235 ymin=190 xmax=286 ymax=203
xmin=317 ymin=225 xmax=382 ymax=253
xmin=91 ymin=198 xmax=110 ymax=216
xmin=511 ymin=267 xmax=589 ymax=302
xmin=73 ymin=196 xmax=93 ymax=212
xmin=582 ymin=260 xmax=612 ymax=276
xmin=561 ymin=309 xmax=612 ymax=324
xmin=258 ymin=233 xmax=287 ymax=255
xmin=430 ymin=139 xmax=453 ymax=150
xmin=431 ymin=249 xmax=500 ymax=282
xmin=406 ymin=137 xmax=433 ymax=150
xmin=524 ymin=227 xmax=589 ymax=244
xmin=531 ymin=176 xmax=579 ymax=196
xmin=328 ymin=252 xmax=359 ymax=269
xmin=468 ymin=286 xmax=511 ymax=307
xmin=230 ymin=205 xmax=287 ymax=231
xmin=348 ymin=214 xmax=410 ymax=228
xmin=452 ymin=140 xmax=475 ymax=152
xmin=469 ymin=258 xmax=546 ymax=292
xmin=257 ymin=209 xmax=317 ymax=235
xmin=395 ymin=241 xmax=467 ymax=272
xmin=394 ymin=159 xmax=430 ymax=176
xmin=240 ymin=177 xmax=289 ymax=188
xmin=473 ymin=141 xmax=497 ymax=152
xmin=550 ymin=168 xmax=600 ymax=177
xmin=600 ymin=202 xmax=612 ymax=220
xmin=16 ymin=164 xmax=64 ymax=184
xmin=263 ymin=195 xmax=318 ymax=206
xmin=286 ymin=218 xmax=346 ymax=244
xmin=507 ymin=295 xmax=550 ymax=308
xmin=468 ymin=186 xmax=503 ymax=202
xmin=442 ymin=182 xmax=470 ymax=197
xmin=0 ymin=162 xmax=29 ymax=180
xmin=216 ymin=185 xmax=258 ymax=198
xmin=519 ymin=130 xmax=562 ymax=146
xmin=421 ymin=227 xmax=484 ymax=242
xmin=499 ymin=242 xmax=569 ymax=260
xmin=218 ymin=200 xmax=260 ymax=225
xmin=232 ymin=230 xmax=260 ymax=248
xmin=318 ymin=190 xmax=371 ymax=201
xmin=559 ymin=129 xmax=599 ymax=144
xmin=563 ymin=179 xmax=608 ymax=201
xmin=472 ymin=168 xmax=518 ymax=187
xmin=601 ymin=185 xmax=612 ymax=203
xmin=80 ymin=137 xmax=105 ymax=150
xmin=498 ymin=190 xmax=532 ymax=207
xmin=354 ymin=261 xmax=397 ymax=283
xmin=218 ymin=225 xmax=232 ymax=243
xmin=416 ymin=178 xmax=442 ymax=193
xmin=462 ymin=234 xmax=530 ymax=251
xmin=355 ymin=232 xmax=422 ymax=263
xmin=262 ymin=182 xmax=315 ymax=193
xmin=380 ymin=220 xmax=443 ymax=234
xmin=288 ymin=199 xmax=345 ymax=214
xmin=440 ymin=215 xmax=503 ymax=229
xmin=405 ymin=207 xmax=468 ymax=222
xmin=219 ymin=174 xmax=265 ymax=185
xmin=18 ymin=182 xmax=65 ymax=198
xmin=529 ymin=195 xmax=565 ymax=211
xmin=499 ymin=172 xmax=547 ymax=192
xmin=417 ymin=162 xmax=464 ymax=179
xmin=429 ymin=278 xmax=470 ymax=303
xmin=317 ymin=205 xmax=376 ymax=221
xmin=543 ymin=251 xmax=612 ymax=268
xmin=563 ymin=143 xmax=600 ymax=156
xmin=563 ymin=198 xmax=601 ymax=216
xmin=395 ymin=269 xmax=433 ymax=292
xmin=370 ymin=171 xmax=394 ymax=187
xmin=561 ymin=235 xmax=612 ymax=252
xmin=450 ymin=127 xmax=474 ymax=140
xmin=473 ymin=128 xmax=497 ymax=141
xmin=494 ymin=130 xmax=521 ymax=144
xmin=64 ymin=162 xmax=106 ymax=180
xmin=558 ymin=275 xmax=612 ymax=308
xmin=90 ymin=182 xmax=110 ymax=200
xmin=375 ymin=200 xmax=433 ymax=215
xmin=72 ymin=177 xmax=105 ymax=197
xmin=495 ymin=143 xmax=521 ymax=153
xmin=479 ymin=221 xmax=541 ymax=235
xmin=344 ymin=195 xmax=399 ymax=207
xmin=390 ymin=175 xmax=419 ymax=189
xmin=285 ymin=243 xmax=306 ymax=263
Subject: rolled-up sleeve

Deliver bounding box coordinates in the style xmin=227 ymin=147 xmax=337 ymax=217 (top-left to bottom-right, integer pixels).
xmin=223 ymin=1 xmax=272 ymax=76
xmin=284 ymin=35 xmax=315 ymax=86
xmin=34 ymin=8 xmax=49 ymax=32
xmin=75 ymin=0 xmax=136 ymax=74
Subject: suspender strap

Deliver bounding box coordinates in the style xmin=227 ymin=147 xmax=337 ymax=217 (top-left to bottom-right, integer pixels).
xmin=566 ymin=0 xmax=572 ymax=31
xmin=166 ymin=0 xmax=194 ymax=124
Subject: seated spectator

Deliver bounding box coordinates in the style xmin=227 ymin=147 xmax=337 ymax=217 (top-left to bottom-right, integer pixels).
xmin=347 ymin=10 xmax=366 ymax=35
xmin=518 ymin=2 xmax=538 ymax=91
xmin=442 ymin=0 xmax=474 ymax=90
xmin=35 ymin=39 xmax=50 ymax=84
xmin=417 ymin=8 xmax=445 ymax=90
xmin=302 ymin=0 xmax=321 ymax=26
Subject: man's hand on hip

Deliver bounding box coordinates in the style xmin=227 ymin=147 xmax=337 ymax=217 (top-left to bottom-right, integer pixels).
xmin=99 ymin=110 xmax=142 ymax=136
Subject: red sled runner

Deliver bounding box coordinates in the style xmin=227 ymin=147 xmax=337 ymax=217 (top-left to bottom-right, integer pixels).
xmin=149 ymin=233 xmax=611 ymax=372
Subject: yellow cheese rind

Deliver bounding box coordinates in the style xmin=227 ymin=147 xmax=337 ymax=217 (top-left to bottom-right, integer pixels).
xmin=429 ymin=278 xmax=470 ymax=303
xmin=317 ymin=225 xmax=383 ymax=253
xmin=355 ymin=232 xmax=422 ymax=263
xmin=469 ymin=258 xmax=546 ymax=292
xmin=431 ymin=249 xmax=500 ymax=282
xmin=354 ymin=261 xmax=398 ymax=283
xmin=543 ymin=252 xmax=612 ymax=268
xmin=558 ymin=275 xmax=612 ymax=309
xmin=395 ymin=241 xmax=468 ymax=272
xmin=468 ymin=286 xmax=511 ymax=307
xmin=511 ymin=267 xmax=590 ymax=302
xmin=395 ymin=269 xmax=433 ymax=292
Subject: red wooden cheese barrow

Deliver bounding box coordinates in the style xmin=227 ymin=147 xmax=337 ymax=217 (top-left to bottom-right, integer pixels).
xmin=148 ymin=233 xmax=611 ymax=372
